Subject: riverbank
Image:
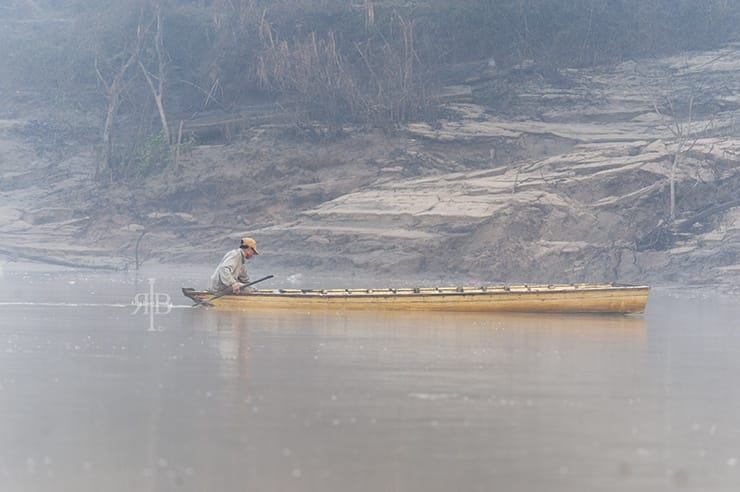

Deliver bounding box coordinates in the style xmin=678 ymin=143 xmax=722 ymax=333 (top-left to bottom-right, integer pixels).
xmin=1 ymin=45 xmax=740 ymax=290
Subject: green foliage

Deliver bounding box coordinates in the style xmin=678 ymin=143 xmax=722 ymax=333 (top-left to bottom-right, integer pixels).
xmin=175 ymin=133 xmax=198 ymax=158
xmin=135 ymin=132 xmax=170 ymax=177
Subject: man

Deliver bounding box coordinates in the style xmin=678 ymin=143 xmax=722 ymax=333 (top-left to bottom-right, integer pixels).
xmin=208 ymin=237 xmax=259 ymax=294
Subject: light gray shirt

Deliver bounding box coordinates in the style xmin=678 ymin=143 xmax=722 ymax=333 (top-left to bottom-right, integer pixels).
xmin=208 ymin=248 xmax=249 ymax=292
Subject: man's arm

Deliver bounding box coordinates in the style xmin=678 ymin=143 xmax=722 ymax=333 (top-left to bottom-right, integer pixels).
xmin=216 ymin=250 xmax=241 ymax=291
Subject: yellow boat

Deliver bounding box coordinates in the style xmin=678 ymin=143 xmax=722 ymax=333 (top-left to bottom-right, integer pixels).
xmin=182 ymin=282 xmax=649 ymax=314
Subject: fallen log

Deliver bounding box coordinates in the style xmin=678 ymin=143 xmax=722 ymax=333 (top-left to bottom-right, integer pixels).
xmin=677 ymin=198 xmax=740 ymax=232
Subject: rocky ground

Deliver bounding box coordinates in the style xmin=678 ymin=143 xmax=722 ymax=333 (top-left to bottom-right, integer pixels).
xmin=1 ymin=44 xmax=740 ymax=291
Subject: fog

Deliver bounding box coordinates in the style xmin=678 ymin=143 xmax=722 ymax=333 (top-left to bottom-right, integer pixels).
xmin=2 ymin=3 xmax=740 ymax=490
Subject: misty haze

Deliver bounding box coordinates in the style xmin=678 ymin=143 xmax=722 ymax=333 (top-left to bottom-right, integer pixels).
xmin=1 ymin=1 xmax=740 ymax=491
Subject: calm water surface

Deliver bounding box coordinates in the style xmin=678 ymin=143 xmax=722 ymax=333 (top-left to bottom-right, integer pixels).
xmin=0 ymin=266 xmax=739 ymax=492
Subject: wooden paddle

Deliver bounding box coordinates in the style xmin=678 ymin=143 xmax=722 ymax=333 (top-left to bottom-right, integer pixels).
xmin=197 ymin=274 xmax=274 ymax=307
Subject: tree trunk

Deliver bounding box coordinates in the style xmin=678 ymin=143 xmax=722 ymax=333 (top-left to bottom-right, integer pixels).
xmin=139 ymin=6 xmax=170 ymax=145
xmin=669 ymin=153 xmax=678 ymax=222
xmin=669 ymin=138 xmax=686 ymax=223
xmin=97 ymin=51 xmax=139 ymax=182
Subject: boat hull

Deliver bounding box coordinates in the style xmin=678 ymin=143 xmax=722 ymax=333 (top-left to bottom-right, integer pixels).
xmin=182 ymin=283 xmax=649 ymax=314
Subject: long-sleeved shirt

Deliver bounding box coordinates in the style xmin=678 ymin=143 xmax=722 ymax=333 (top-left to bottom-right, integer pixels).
xmin=208 ymin=248 xmax=249 ymax=292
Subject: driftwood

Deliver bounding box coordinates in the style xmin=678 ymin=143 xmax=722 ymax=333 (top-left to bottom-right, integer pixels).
xmin=179 ymin=105 xmax=287 ymax=143
xmin=636 ymin=198 xmax=740 ymax=251
xmin=0 ymin=246 xmax=126 ymax=271
xmin=677 ymin=198 xmax=740 ymax=232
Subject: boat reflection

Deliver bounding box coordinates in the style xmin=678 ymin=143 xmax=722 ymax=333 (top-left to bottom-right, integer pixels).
xmin=197 ymin=309 xmax=646 ymax=371
xmin=204 ymin=308 xmax=645 ymax=335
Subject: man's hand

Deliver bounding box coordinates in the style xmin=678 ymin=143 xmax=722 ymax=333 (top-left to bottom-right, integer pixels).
xmin=231 ymin=284 xmax=255 ymax=294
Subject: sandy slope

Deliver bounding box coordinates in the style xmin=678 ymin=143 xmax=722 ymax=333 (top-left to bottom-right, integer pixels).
xmin=1 ymin=45 xmax=740 ymax=290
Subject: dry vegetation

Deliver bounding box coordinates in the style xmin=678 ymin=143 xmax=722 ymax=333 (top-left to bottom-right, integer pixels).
xmin=1 ymin=0 xmax=738 ymax=181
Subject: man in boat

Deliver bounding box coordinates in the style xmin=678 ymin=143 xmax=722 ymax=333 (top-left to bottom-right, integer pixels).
xmin=208 ymin=237 xmax=259 ymax=294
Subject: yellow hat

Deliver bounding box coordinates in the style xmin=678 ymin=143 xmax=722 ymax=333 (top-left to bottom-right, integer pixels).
xmin=240 ymin=237 xmax=259 ymax=254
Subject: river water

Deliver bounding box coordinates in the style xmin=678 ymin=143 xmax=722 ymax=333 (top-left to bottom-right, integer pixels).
xmin=0 ymin=265 xmax=739 ymax=492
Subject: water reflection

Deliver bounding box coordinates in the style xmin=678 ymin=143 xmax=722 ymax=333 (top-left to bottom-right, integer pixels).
xmin=170 ymin=309 xmax=654 ymax=492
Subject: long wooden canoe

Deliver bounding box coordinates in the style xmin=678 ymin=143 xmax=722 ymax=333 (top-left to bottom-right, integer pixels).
xmin=182 ymin=282 xmax=649 ymax=314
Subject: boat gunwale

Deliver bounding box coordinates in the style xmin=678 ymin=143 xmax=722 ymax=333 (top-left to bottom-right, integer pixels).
xmin=184 ymin=283 xmax=650 ymax=300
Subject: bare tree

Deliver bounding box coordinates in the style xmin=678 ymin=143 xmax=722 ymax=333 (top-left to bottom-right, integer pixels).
xmin=95 ymin=16 xmax=151 ymax=182
xmin=653 ymin=94 xmax=710 ymax=223
xmin=93 ymin=1 xmax=176 ymax=181
xmin=138 ymin=2 xmax=170 ymax=145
